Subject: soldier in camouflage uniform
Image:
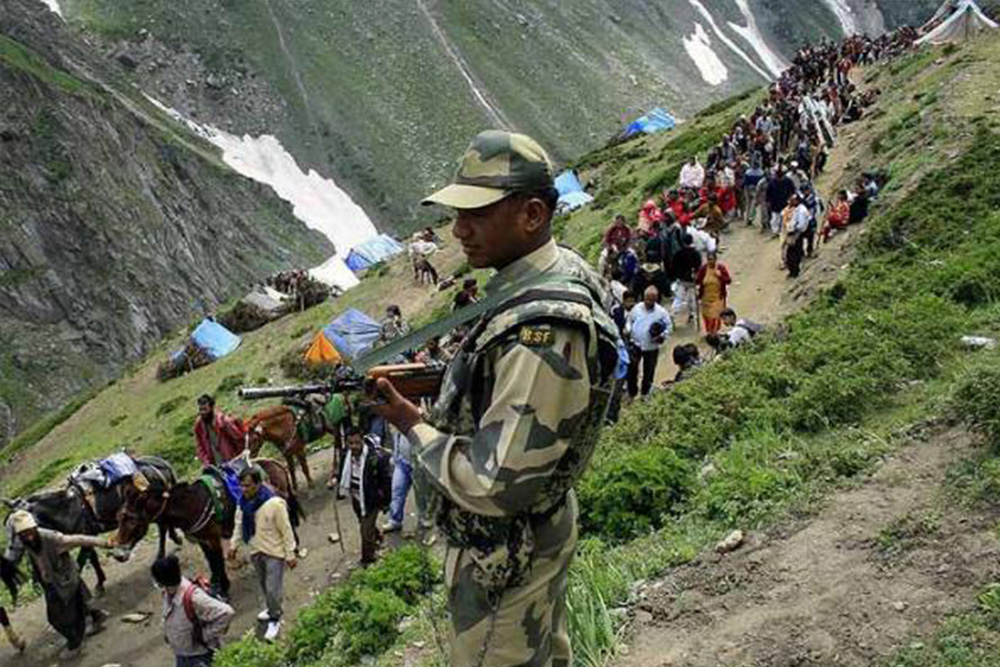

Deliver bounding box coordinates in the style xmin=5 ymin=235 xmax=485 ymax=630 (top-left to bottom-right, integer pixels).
xmin=374 ymin=130 xmax=621 ymax=667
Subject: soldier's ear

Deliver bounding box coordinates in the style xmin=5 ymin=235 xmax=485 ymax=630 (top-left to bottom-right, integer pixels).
xmin=521 ymin=196 xmax=550 ymax=235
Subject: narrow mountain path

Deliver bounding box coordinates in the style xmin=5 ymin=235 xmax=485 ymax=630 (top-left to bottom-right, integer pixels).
xmin=652 ymin=217 xmax=858 ymax=384
xmin=415 ymin=0 xmax=511 ymax=130
xmin=617 ymin=428 xmax=1000 ymax=667
xmin=3 ymin=450 xmax=431 ymax=667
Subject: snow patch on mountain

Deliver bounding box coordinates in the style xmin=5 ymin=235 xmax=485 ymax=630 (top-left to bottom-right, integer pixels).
xmin=820 ymin=0 xmax=858 ymax=36
xmin=686 ymin=0 xmax=772 ymax=82
xmin=40 ymin=0 xmax=62 ymax=17
xmin=684 ymin=23 xmax=729 ymax=85
xmin=728 ymin=0 xmax=789 ymax=78
xmin=146 ymin=96 xmax=377 ymax=289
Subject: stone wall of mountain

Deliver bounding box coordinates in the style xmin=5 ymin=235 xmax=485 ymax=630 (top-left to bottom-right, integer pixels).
xmin=59 ymin=0 xmax=938 ymax=233
xmin=0 ymin=0 xmax=332 ymax=435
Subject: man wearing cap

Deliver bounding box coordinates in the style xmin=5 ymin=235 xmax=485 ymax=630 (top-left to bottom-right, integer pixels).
xmin=373 ymin=130 xmax=622 ymax=666
xmin=7 ymin=510 xmax=112 ymax=659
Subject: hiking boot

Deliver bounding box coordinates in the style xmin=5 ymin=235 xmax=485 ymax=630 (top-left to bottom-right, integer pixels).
xmin=381 ymin=521 xmax=402 ymax=533
xmin=263 ymin=620 xmax=282 ymax=642
xmin=257 ymin=609 xmax=271 ymax=622
xmin=58 ymin=645 xmax=82 ymax=661
xmin=421 ymin=532 xmax=438 ymax=548
xmin=87 ymin=609 xmax=109 ymax=636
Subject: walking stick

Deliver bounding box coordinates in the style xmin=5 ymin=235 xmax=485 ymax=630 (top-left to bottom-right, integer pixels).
xmin=331 ymin=444 xmax=346 ymax=554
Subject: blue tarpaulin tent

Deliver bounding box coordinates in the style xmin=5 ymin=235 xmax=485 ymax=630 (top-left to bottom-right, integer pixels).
xmin=323 ymin=309 xmax=381 ymax=359
xmin=555 ymin=171 xmax=594 ymax=212
xmin=624 ymin=108 xmax=677 ymax=138
xmin=190 ymin=318 xmax=241 ymax=359
xmin=344 ymin=234 xmax=405 ymax=272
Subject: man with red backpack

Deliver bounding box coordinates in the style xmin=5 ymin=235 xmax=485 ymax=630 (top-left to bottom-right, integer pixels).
xmin=152 ymin=554 xmax=234 ymax=666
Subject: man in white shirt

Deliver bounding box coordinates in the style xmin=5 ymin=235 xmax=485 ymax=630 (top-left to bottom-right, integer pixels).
xmin=689 ymin=226 xmax=718 ymax=256
xmin=679 ymin=157 xmax=705 ymax=190
xmin=720 ymin=308 xmax=762 ymax=348
xmin=626 ymin=286 xmax=672 ymax=397
xmin=785 ymin=193 xmax=812 ymax=278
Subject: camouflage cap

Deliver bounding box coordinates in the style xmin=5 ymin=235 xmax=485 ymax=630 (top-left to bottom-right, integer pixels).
xmin=422 ymin=130 xmax=555 ymax=210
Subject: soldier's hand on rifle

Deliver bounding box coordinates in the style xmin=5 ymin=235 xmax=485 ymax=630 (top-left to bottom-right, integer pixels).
xmin=371 ymin=378 xmax=422 ymax=434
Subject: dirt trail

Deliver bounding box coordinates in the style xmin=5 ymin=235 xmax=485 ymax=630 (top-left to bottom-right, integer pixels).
xmin=653 ymin=216 xmax=858 ymax=384
xmin=2 ymin=448 xmax=432 ymax=667
xmin=618 ymin=428 xmax=1000 ymax=667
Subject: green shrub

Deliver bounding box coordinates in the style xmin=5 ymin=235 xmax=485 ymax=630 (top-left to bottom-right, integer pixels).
xmin=952 ymin=364 xmax=1000 ymax=450
xmin=214 ymin=634 xmax=285 ymax=667
xmin=578 ymin=446 xmax=694 ymax=540
xmin=335 ymin=586 xmax=410 ymax=661
xmin=287 ymin=585 xmax=353 ymax=663
xmin=592 ymin=177 xmax=636 ymax=211
xmin=155 ymin=395 xmax=188 ymax=418
xmin=279 ymin=344 xmax=338 ymax=382
xmin=220 ymin=544 xmax=440 ymax=667
xmin=356 ymin=544 xmax=439 ymax=604
xmin=216 ymin=373 xmax=246 ymax=395
xmin=697 ymin=434 xmax=800 ymax=526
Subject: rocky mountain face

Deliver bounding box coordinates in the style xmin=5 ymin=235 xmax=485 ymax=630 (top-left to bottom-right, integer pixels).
xmin=0 ymin=0 xmax=332 ymax=435
xmin=59 ymin=0 xmax=938 ymax=232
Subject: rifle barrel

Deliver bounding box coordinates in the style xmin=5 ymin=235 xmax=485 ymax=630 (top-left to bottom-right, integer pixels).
xmin=238 ymin=384 xmax=333 ymax=400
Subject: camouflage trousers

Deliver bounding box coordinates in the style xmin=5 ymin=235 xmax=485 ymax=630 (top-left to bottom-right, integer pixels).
xmin=445 ymin=493 xmax=579 ymax=667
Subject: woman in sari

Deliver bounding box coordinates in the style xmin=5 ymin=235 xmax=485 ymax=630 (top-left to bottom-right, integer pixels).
xmin=696 ymin=251 xmax=732 ymax=334
xmin=822 ymin=189 xmax=850 ymax=242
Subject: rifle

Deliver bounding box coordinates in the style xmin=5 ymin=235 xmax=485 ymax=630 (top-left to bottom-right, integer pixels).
xmin=237 ymin=364 xmax=444 ymax=403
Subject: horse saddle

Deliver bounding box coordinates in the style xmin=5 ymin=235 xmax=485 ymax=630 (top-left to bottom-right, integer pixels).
xmin=199 ymin=468 xmax=235 ymax=524
xmin=284 ymin=398 xmax=327 ymax=444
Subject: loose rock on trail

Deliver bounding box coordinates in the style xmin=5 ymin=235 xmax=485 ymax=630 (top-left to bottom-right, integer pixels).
xmin=616 ymin=428 xmax=1000 ymax=667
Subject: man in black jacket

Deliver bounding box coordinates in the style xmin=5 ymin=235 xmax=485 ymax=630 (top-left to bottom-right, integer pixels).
xmin=670 ymin=234 xmax=703 ymax=325
xmin=766 ymin=166 xmax=796 ymax=236
xmin=339 ymin=429 xmax=393 ymax=565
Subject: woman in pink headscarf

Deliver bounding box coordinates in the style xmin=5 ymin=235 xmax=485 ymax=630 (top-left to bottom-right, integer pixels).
xmin=637 ymin=200 xmax=665 ymax=237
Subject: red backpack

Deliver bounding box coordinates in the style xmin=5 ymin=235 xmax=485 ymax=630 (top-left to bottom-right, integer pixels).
xmin=181 ymin=575 xmax=226 ymax=647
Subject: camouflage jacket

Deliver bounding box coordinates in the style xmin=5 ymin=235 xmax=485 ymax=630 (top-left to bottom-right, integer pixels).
xmin=408 ymin=239 xmax=620 ymax=568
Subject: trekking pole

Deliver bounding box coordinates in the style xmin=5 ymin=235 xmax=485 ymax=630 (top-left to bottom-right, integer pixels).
xmin=331 ymin=447 xmax=346 ymax=554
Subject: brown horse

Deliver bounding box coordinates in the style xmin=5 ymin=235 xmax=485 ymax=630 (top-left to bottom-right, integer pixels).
xmin=244 ymin=402 xmax=349 ymax=490
xmin=112 ymin=459 xmax=299 ymax=598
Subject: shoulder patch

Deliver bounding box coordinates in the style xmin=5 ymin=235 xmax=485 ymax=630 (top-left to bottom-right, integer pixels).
xmin=518 ymin=325 xmax=555 ymax=348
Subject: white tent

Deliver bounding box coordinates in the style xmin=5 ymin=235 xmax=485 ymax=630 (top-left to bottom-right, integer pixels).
xmin=923 ymin=0 xmax=963 ymax=29
xmin=917 ymin=0 xmax=997 ymax=44
xmin=242 ymin=287 xmax=287 ymax=315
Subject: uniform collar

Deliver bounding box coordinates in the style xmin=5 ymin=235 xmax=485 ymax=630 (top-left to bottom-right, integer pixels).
xmin=487 ymin=238 xmax=559 ymax=289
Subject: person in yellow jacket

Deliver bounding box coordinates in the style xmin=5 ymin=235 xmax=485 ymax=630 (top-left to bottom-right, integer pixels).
xmin=227 ymin=468 xmax=297 ymax=642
